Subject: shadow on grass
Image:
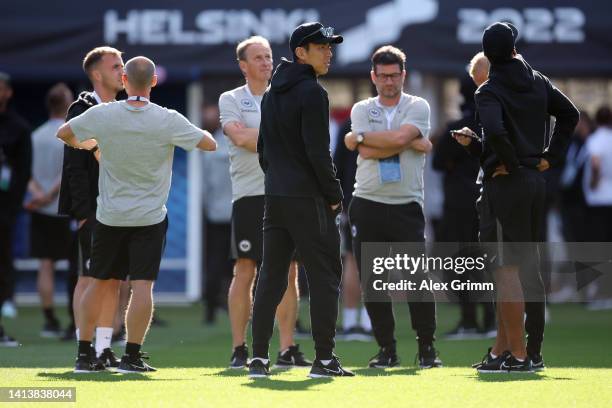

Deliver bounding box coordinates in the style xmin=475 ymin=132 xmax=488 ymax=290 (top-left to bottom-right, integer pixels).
xmin=472 ymin=373 xmax=575 ymax=382
xmin=204 ymin=368 xmax=250 ymax=377
xmin=352 ymin=367 xmax=419 ymax=377
xmin=36 ymin=372 xmax=189 ymax=382
xmin=242 ymin=377 xmax=333 ymax=391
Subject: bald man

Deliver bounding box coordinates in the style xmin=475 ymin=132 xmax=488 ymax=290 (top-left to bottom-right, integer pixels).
xmin=58 ymin=56 xmax=218 ymax=373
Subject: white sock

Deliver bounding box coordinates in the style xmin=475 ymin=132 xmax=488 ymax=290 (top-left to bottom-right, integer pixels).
xmin=360 ymin=307 xmax=372 ymax=331
xmin=342 ymin=308 xmax=358 ymax=330
xmin=95 ymin=327 xmax=113 ymax=357
xmin=320 ymin=359 xmax=332 ymax=365
xmin=251 ymin=357 xmax=269 ymax=364
xmin=75 ymin=329 xmax=80 ymax=342
xmin=490 ymin=352 xmax=498 ymax=359
xmin=515 ymin=357 xmax=525 ymax=362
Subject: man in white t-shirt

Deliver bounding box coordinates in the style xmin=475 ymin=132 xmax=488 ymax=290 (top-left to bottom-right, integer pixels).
xmin=58 ymin=56 xmax=217 ymax=373
xmin=218 ymin=36 xmax=308 ymax=369
xmin=584 ymin=106 xmax=612 ymax=241
xmin=344 ymin=45 xmax=441 ymax=369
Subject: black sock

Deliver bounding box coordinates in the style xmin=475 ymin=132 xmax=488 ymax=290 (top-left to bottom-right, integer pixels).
xmin=78 ymin=341 xmax=92 ymax=357
xmin=43 ymin=307 xmax=56 ymax=322
xmin=125 ymin=342 xmax=141 ymax=358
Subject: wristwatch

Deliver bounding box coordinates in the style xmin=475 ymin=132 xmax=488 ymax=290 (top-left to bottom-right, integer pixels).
xmin=90 ymin=145 xmax=99 ymax=153
xmin=356 ymin=133 xmax=365 ymax=145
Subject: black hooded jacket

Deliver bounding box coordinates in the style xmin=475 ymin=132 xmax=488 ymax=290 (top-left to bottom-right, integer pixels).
xmin=257 ymin=58 xmax=342 ymax=205
xmin=57 ymin=91 xmax=99 ymax=220
xmin=472 ymin=56 xmax=579 ymax=180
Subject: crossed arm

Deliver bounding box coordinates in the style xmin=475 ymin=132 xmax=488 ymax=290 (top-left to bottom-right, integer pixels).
xmin=223 ymin=122 xmax=258 ymax=152
xmin=344 ymin=124 xmax=431 ymax=159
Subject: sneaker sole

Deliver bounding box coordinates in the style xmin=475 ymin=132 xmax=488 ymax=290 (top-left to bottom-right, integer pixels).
xmin=73 ymin=369 xmax=104 ymax=374
xmin=419 ymin=364 xmax=443 ymax=369
xmin=248 ymin=374 xmax=269 ymax=378
xmin=116 ymin=368 xmax=155 ymax=374
xmin=308 ymin=373 xmax=333 ymax=378
xmin=40 ymin=331 xmax=62 ymax=339
xmin=228 ymin=365 xmax=247 ymax=369
xmin=477 ymin=369 xmax=534 ymax=373
xmin=0 ymin=342 xmax=19 ymax=347
xmin=343 ymin=334 xmax=374 ymax=342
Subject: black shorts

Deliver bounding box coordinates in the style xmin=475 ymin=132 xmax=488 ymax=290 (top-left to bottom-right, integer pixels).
xmin=77 ymin=217 xmax=129 ymax=278
xmin=29 ymin=212 xmax=72 ymax=260
xmin=90 ymin=217 xmax=168 ymax=281
xmin=231 ymin=195 xmax=264 ymax=262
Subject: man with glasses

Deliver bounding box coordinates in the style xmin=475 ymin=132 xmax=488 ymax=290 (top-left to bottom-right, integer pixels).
xmin=250 ymin=22 xmax=353 ymax=378
xmin=344 ymin=45 xmax=441 ymax=369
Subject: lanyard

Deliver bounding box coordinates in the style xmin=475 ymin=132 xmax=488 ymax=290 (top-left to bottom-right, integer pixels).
xmin=127 ymin=96 xmax=149 ymax=103
xmin=244 ymin=84 xmax=260 ymax=114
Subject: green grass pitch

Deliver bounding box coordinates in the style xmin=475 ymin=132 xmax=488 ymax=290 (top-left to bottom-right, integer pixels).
xmin=0 ymin=303 xmax=610 ymax=407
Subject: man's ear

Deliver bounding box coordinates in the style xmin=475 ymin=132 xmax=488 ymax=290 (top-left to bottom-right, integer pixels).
xmin=238 ymin=60 xmax=248 ymax=77
xmin=151 ymin=75 xmax=158 ymax=88
xmin=295 ymin=46 xmax=307 ymax=62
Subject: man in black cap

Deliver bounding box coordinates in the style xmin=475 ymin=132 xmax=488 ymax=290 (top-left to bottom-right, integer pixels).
xmin=460 ymin=22 xmax=578 ymax=372
xmin=249 ymin=22 xmax=354 ymax=378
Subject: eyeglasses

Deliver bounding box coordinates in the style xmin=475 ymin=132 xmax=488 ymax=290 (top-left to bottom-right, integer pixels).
xmin=375 ymin=72 xmax=403 ymax=81
xmin=299 ymin=26 xmax=335 ymax=47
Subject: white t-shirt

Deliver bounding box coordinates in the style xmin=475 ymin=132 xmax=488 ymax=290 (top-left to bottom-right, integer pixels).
xmin=218 ymin=85 xmax=265 ymax=202
xmin=68 ymin=101 xmax=202 ymax=227
xmin=583 ymin=126 xmax=612 ymax=206
xmin=351 ymin=93 xmax=431 ymax=206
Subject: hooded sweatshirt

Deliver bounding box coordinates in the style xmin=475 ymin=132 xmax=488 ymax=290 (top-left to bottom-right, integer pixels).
xmin=58 ymin=91 xmax=99 ymax=220
xmin=257 ymin=58 xmax=342 ymax=205
xmin=473 ymin=56 xmax=579 ymax=180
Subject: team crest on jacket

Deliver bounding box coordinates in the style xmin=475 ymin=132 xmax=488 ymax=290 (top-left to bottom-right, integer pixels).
xmin=239 ymin=240 xmax=252 ymax=252
xmin=351 ymin=225 xmax=357 ymax=237
xmin=369 ymin=108 xmax=381 ymax=118
xmin=240 ymin=99 xmax=254 ymax=109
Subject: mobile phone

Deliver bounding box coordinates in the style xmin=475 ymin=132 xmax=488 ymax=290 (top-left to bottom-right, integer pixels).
xmin=450 ymin=129 xmax=481 ymax=142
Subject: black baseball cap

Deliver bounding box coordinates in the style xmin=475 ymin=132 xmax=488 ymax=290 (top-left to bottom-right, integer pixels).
xmin=290 ymin=22 xmax=343 ymax=55
xmin=482 ymin=22 xmax=518 ymax=62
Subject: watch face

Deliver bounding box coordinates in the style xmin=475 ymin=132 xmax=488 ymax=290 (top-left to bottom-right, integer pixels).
xmin=357 ymin=134 xmax=364 ymax=143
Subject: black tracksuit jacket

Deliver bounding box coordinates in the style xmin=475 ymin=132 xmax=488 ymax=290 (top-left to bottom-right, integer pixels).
xmin=57 ymin=92 xmax=99 ymax=221
xmin=257 ymin=58 xmax=343 ymax=206
xmin=471 ymin=56 xmax=579 ymax=180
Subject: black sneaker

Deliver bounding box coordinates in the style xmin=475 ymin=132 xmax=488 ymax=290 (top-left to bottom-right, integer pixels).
xmin=41 ymin=319 xmax=62 ymax=338
xmin=416 ymin=344 xmax=442 ymax=368
xmin=0 ymin=331 xmax=19 ymax=347
xmin=500 ymin=354 xmax=533 ymax=373
xmin=308 ymin=355 xmax=355 ymax=378
xmin=98 ymin=348 xmax=121 ymax=368
xmin=479 ymin=325 xmax=497 ymax=339
xmin=248 ymin=358 xmax=270 ymax=378
xmin=529 ymin=352 xmax=545 ymax=371
xmin=474 ymin=348 xmax=510 ymax=372
xmin=229 ymin=343 xmax=249 ymax=369
xmin=74 ymin=350 xmax=106 ymax=373
xmin=444 ymin=324 xmax=482 ymax=340
xmin=275 ymin=344 xmax=312 ymax=368
xmin=116 ymin=352 xmax=157 ymax=373
xmin=60 ymin=325 xmax=76 ymax=341
xmin=341 ymin=326 xmax=374 ymax=342
xmin=368 ymin=347 xmax=400 ymax=368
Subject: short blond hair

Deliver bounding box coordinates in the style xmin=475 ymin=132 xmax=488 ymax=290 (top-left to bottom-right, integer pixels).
xmin=468 ymin=52 xmax=490 ymax=80
xmin=83 ymin=46 xmax=122 ymax=77
xmin=236 ymin=36 xmax=271 ymax=62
